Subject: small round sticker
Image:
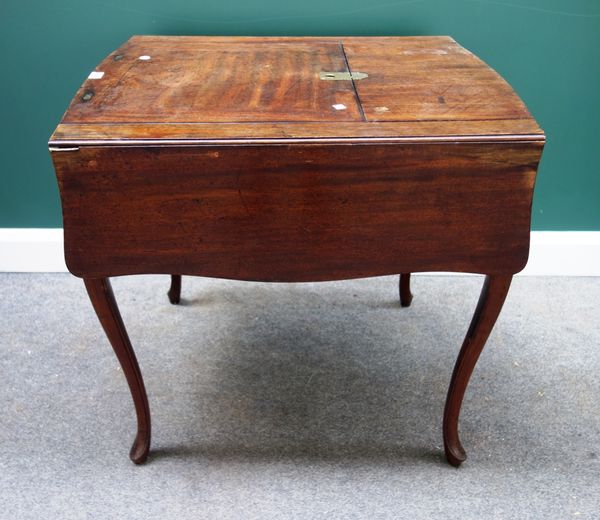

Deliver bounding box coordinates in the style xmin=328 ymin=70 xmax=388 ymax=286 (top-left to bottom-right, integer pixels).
xmin=138 ymin=55 xmax=151 ymax=61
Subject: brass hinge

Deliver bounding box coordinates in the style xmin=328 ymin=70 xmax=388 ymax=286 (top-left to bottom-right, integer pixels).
xmin=319 ymin=71 xmax=368 ymax=81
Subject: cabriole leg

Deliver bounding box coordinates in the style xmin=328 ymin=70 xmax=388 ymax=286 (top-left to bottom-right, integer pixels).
xmin=168 ymin=275 xmax=182 ymax=304
xmin=443 ymin=274 xmax=512 ymax=467
xmin=84 ymin=277 xmax=151 ymax=464
xmin=399 ymin=273 xmax=413 ymax=307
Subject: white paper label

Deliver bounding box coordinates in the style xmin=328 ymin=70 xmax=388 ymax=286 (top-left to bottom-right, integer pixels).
xmin=88 ymin=71 xmax=104 ymax=79
xmin=332 ymin=104 xmax=347 ymax=110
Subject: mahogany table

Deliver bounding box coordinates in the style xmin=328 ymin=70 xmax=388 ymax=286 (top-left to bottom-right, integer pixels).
xmin=49 ymin=36 xmax=545 ymax=466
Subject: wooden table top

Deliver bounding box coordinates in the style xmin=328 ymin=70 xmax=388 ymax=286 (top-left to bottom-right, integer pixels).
xmin=50 ymin=35 xmax=544 ymax=146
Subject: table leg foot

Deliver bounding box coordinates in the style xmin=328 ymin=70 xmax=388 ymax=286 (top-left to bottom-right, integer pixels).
xmin=168 ymin=275 xmax=182 ymax=304
xmin=84 ymin=277 xmax=151 ymax=464
xmin=130 ymin=431 xmax=150 ymax=464
xmin=443 ymin=274 xmax=512 ymax=467
xmin=399 ymin=273 xmax=413 ymax=307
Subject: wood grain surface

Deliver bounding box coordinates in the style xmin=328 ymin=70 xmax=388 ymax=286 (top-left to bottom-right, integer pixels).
xmin=53 ymin=141 xmax=543 ymax=280
xmin=61 ymin=41 xmax=363 ymax=124
xmin=50 ymin=35 xmax=544 ymax=145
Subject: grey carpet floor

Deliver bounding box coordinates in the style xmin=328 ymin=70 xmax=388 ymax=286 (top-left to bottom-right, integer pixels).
xmin=1 ymin=273 xmax=599 ymax=519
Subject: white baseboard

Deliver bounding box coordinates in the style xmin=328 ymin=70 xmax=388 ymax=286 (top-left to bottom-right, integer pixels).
xmin=0 ymin=229 xmax=599 ymax=275
xmin=520 ymin=232 xmax=600 ymax=276
xmin=0 ymin=229 xmax=67 ymax=272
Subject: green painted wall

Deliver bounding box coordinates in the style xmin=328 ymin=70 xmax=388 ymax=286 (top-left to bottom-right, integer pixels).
xmin=1 ymin=0 xmax=598 ymax=229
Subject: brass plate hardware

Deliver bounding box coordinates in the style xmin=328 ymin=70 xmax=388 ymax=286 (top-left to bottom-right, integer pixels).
xmin=319 ymin=71 xmax=368 ymax=81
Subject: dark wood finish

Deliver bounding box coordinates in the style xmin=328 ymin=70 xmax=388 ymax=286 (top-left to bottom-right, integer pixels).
xmin=52 ymin=142 xmax=541 ymax=280
xmin=50 ymin=119 xmax=543 ymax=144
xmin=167 ymin=275 xmax=181 ymax=304
xmin=83 ymin=278 xmax=151 ymax=464
xmin=61 ymin=41 xmax=363 ymax=124
xmin=443 ymin=274 xmax=512 ymax=466
xmin=50 ymin=36 xmax=543 ymax=144
xmin=399 ymin=273 xmax=413 ymax=307
xmin=49 ymin=36 xmax=545 ymax=465
xmin=344 ymin=39 xmax=531 ymax=123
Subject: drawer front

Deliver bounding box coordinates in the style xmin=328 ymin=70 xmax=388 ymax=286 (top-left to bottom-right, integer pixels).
xmin=52 ymin=142 xmax=542 ymax=281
